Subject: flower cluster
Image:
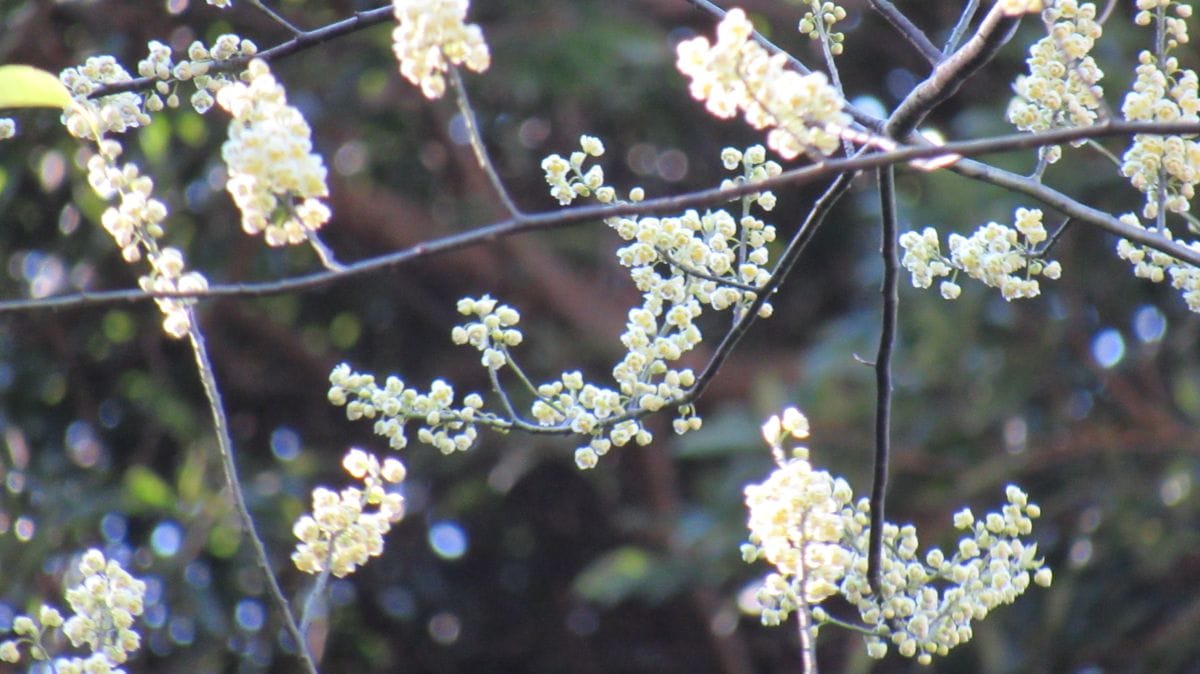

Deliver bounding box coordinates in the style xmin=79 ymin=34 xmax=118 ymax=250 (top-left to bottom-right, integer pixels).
xmin=292 ymin=448 xmax=407 ymax=578
xmin=846 ymin=486 xmax=1052 ymax=663
xmin=676 ymin=8 xmax=849 ymax=159
xmin=136 ymin=34 xmax=259 ymax=115
xmin=1006 ymin=1 xmax=1104 ymax=163
xmin=0 ymin=549 xmax=147 ymax=673
xmin=331 ymin=137 xmax=779 ymax=469
xmin=1120 ymin=3 xmax=1199 ymax=219
xmin=59 ymin=56 xmax=150 ymax=140
xmin=742 ymin=409 xmax=854 ymax=621
xmin=452 ymin=295 xmax=524 ymax=369
xmin=541 ymin=138 xmax=781 ymax=467
xmin=743 ymin=408 xmax=1052 ymax=664
xmin=328 ymin=363 xmax=485 ymax=453
xmin=1115 ymin=213 xmax=1200 ymax=312
xmin=0 ymin=118 xmax=14 ymax=140
xmin=798 ymin=2 xmax=848 ymax=56
xmin=391 ymin=0 xmax=491 ymax=99
xmin=85 ymin=136 xmax=207 ymax=338
xmin=216 ymin=59 xmax=332 ymax=246
xmin=899 ymin=208 xmax=1062 ymax=301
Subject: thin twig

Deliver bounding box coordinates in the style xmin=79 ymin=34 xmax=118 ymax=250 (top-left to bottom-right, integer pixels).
xmin=867 ymin=0 xmax=942 ymax=66
xmin=4 ymin=119 xmax=1200 ymax=313
xmin=868 ymin=166 xmax=898 ymax=597
xmin=307 ymin=230 xmax=345 ymax=271
xmin=449 ymin=67 xmax=521 ymax=217
xmin=1038 ymin=217 xmax=1073 ymax=256
xmin=690 ymin=171 xmax=857 ymax=400
xmin=89 ymin=5 xmax=395 ymax=99
xmin=247 ymin=0 xmax=304 ymax=36
xmin=943 ymin=0 xmax=981 ymax=55
xmin=186 ymin=309 xmax=319 ymax=674
xmin=299 ymin=566 xmax=332 ymax=641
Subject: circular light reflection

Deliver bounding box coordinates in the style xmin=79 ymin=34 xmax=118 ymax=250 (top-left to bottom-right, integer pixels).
xmin=235 ymin=599 xmax=265 ymax=632
xmin=1160 ymin=471 xmax=1192 ymax=507
xmin=150 ymin=520 xmax=183 ymax=558
xmin=1132 ymin=304 xmax=1167 ymax=343
xmin=269 ymin=426 xmax=301 ymax=462
xmin=1091 ymin=328 xmax=1125 ymax=369
xmin=168 ymin=616 xmax=196 ymax=645
xmin=100 ymin=513 xmax=128 ymax=543
xmin=428 ymin=521 xmax=468 ymax=560
xmin=427 ymin=611 xmax=461 ymax=645
xmin=14 ymin=517 xmax=35 ymax=542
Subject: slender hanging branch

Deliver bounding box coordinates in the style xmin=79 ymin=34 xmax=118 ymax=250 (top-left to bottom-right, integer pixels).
xmin=185 ymin=310 xmax=319 ymax=674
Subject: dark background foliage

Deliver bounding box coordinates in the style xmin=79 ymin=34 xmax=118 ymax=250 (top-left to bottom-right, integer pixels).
xmin=0 ymin=1 xmax=1198 ymax=672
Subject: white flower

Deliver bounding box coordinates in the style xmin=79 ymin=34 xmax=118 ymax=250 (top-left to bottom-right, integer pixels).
xmin=392 ymin=0 xmax=490 ymax=99
xmin=216 ymin=59 xmax=330 ymax=246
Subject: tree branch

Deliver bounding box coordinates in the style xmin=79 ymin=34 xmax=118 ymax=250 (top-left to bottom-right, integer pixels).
xmin=868 ymin=166 xmax=898 ymax=597
xmin=3 ymin=120 xmax=1200 ymax=314
xmin=867 ymin=0 xmax=942 ymax=66
xmin=886 ymin=3 xmax=1021 ymax=138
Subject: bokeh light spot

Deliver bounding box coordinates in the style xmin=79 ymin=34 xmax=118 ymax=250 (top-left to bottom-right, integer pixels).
xmin=428 ymin=521 xmax=468 ymax=560
xmin=1091 ymin=328 xmax=1125 ymax=369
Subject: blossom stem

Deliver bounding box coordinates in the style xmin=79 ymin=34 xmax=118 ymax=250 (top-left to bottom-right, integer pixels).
xmin=185 ymin=310 xmax=319 ymax=674
xmin=450 ymin=66 xmax=521 ymax=217
xmin=247 ymin=0 xmax=305 ymax=36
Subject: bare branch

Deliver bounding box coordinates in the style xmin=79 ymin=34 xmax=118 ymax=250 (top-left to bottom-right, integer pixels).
xmin=886 ymin=3 xmax=1021 ymax=138
xmin=185 ymin=310 xmax=319 ymax=674
xmin=867 ymin=0 xmax=942 ymax=66
xmin=450 ymin=66 xmax=522 ymax=217
xmin=868 ymin=166 xmax=898 ymax=597
xmin=3 ymin=120 xmax=1200 ymax=313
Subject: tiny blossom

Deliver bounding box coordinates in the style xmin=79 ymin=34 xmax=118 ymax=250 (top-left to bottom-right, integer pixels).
xmin=676 ymin=8 xmax=849 ymax=159
xmin=1115 ymin=213 xmax=1200 ymax=312
xmin=392 ymin=0 xmax=490 ymax=99
xmin=60 ymin=57 xmax=150 ymax=140
xmin=293 ymin=448 xmax=407 ymax=577
xmin=328 ymin=363 xmax=484 ymax=453
xmin=1120 ymin=4 xmax=1199 ymax=219
xmin=0 ymin=549 xmax=153 ymax=672
xmin=1006 ymin=1 xmax=1104 ymax=164
xmin=0 ymin=118 xmax=15 ymax=140
xmin=80 ymin=130 xmax=205 ymax=338
xmin=900 ymin=208 xmax=1061 ymax=301
xmin=798 ymin=2 xmax=848 ymax=56
xmin=217 ymin=59 xmax=331 ymax=246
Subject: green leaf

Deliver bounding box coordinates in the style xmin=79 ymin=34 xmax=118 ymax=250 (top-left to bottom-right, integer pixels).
xmin=0 ymin=65 xmax=71 ymax=110
xmin=123 ymin=465 xmax=175 ymax=511
xmin=572 ymin=546 xmax=654 ymax=607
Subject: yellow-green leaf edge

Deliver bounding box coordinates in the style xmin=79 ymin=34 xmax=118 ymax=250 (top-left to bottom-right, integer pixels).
xmin=0 ymin=65 xmax=71 ymax=110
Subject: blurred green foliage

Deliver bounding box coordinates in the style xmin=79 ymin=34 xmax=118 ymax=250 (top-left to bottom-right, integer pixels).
xmin=0 ymin=1 xmax=1198 ymax=673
